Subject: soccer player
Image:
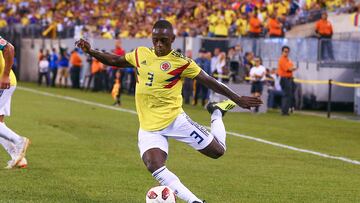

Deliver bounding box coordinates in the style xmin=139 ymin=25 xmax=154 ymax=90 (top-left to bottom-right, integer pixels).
xmin=0 ymin=36 xmax=30 ymax=169
xmin=76 ymin=20 xmax=262 ymax=203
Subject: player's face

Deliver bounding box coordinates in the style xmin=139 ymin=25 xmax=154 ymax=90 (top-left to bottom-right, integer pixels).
xmin=152 ymin=28 xmax=175 ymax=57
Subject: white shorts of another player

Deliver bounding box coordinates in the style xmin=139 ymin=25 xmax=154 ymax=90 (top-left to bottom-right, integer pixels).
xmin=138 ymin=112 xmax=214 ymax=157
xmin=0 ymin=86 xmax=16 ymax=116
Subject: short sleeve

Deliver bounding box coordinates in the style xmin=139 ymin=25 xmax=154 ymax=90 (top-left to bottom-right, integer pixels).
xmin=181 ymin=60 xmax=201 ymax=79
xmin=125 ymin=49 xmax=137 ymax=67
xmin=0 ymin=37 xmax=8 ymax=51
xmin=249 ymin=68 xmax=255 ymax=77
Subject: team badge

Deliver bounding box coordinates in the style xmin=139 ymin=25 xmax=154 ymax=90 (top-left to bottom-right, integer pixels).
xmin=160 ymin=62 xmax=171 ymax=71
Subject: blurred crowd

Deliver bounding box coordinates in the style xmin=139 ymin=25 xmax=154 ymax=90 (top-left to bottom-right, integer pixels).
xmin=36 ymin=40 xmax=133 ymax=106
xmin=0 ymin=0 xmax=357 ymax=39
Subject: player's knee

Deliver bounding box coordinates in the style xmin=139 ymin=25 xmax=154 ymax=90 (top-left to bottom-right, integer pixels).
xmin=144 ymin=159 xmax=165 ymax=173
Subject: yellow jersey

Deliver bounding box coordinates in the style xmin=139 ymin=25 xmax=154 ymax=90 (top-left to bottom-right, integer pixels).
xmin=125 ymin=47 xmax=201 ymax=131
xmin=0 ymin=37 xmax=16 ymax=86
xmin=236 ymin=18 xmax=249 ymax=36
xmin=214 ymin=16 xmax=229 ymax=36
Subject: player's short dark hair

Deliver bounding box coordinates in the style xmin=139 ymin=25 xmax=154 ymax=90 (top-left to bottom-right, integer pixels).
xmin=282 ymin=46 xmax=290 ymax=52
xmin=153 ymin=20 xmax=173 ymax=31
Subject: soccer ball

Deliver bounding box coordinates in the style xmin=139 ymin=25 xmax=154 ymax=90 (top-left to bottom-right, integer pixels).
xmin=146 ymin=186 xmax=176 ymax=203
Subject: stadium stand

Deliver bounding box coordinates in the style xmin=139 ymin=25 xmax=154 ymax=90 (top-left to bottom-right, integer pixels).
xmin=0 ymin=0 xmax=357 ymax=39
xmin=1 ymin=0 xmax=360 ymax=113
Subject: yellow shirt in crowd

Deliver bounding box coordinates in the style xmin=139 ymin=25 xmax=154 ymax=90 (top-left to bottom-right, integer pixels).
xmin=236 ymin=18 xmax=249 ymax=36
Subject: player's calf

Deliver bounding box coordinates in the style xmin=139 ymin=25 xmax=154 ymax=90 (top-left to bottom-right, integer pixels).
xmin=199 ymin=138 xmax=225 ymax=159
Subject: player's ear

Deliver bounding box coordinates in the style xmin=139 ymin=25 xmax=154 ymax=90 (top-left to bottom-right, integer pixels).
xmin=171 ymin=34 xmax=175 ymax=43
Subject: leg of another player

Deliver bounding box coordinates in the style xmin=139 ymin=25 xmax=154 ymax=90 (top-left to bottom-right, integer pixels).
xmin=0 ymin=115 xmax=30 ymax=168
xmin=143 ymin=148 xmax=203 ymax=203
xmin=0 ymin=136 xmax=16 ymax=160
xmin=0 ymin=115 xmax=23 ymax=144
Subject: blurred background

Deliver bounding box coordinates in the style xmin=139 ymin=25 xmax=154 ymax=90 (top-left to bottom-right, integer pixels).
xmin=1 ymin=0 xmax=360 ymax=116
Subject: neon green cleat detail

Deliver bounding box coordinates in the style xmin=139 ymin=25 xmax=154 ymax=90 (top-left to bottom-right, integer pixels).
xmin=206 ymin=99 xmax=236 ymax=116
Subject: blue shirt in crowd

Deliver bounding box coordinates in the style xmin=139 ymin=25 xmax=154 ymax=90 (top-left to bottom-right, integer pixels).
xmin=58 ymin=53 xmax=69 ymax=68
xmin=195 ymin=57 xmax=211 ymax=75
xmin=49 ymin=53 xmax=58 ymax=70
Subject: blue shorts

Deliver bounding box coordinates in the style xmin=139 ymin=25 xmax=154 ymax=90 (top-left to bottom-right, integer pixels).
xmin=251 ymin=81 xmax=264 ymax=94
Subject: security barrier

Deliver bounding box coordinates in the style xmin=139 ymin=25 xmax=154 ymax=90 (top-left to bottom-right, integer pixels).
xmin=240 ymin=76 xmax=360 ymax=118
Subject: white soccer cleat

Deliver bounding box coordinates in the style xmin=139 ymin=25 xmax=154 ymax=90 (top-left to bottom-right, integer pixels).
xmin=16 ymin=157 xmax=28 ymax=169
xmin=10 ymin=137 xmax=30 ymax=168
xmin=5 ymin=157 xmax=27 ymax=169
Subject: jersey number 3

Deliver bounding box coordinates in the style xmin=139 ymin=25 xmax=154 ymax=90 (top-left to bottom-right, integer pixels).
xmin=146 ymin=72 xmax=154 ymax=86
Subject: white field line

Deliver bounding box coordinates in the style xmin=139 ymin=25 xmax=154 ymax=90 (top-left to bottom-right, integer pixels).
xmin=18 ymin=86 xmax=360 ymax=166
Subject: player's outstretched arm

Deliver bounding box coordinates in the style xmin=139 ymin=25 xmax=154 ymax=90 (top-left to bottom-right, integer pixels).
xmin=0 ymin=41 xmax=14 ymax=89
xmin=75 ymin=39 xmax=132 ymax=67
xmin=195 ymin=70 xmax=262 ymax=109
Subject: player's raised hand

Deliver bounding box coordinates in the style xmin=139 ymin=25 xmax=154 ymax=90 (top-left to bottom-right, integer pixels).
xmin=75 ymin=38 xmax=91 ymax=53
xmin=235 ymin=96 xmax=263 ymax=109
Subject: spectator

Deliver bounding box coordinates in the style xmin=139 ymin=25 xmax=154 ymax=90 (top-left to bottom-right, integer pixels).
xmin=194 ymin=48 xmax=211 ymax=106
xmin=85 ymin=55 xmax=94 ymax=91
xmin=267 ymin=68 xmax=283 ymax=108
xmin=235 ymin=13 xmax=249 ymax=37
xmin=228 ymin=44 xmax=243 ymax=83
xmin=351 ymin=5 xmax=360 ymax=28
xmin=267 ymin=13 xmax=284 ymax=38
xmin=182 ymin=50 xmax=193 ymax=104
xmin=70 ymin=48 xmax=82 ymax=89
xmin=124 ymin=67 xmax=136 ymax=94
xmin=74 ymin=19 xmax=83 ymax=40
xmin=0 ymin=0 xmax=354 ymax=39
xmin=277 ymin=46 xmax=297 ymax=116
xmin=234 ymin=44 xmax=246 ymax=82
xmin=112 ymin=40 xmax=125 ymax=90
xmin=214 ymin=10 xmax=230 ymax=37
xmin=101 ymin=28 xmax=113 ymax=39
xmin=249 ymin=57 xmax=266 ymax=113
xmin=248 ymin=11 xmax=262 ymax=38
xmin=211 ymin=47 xmax=221 ymax=79
xmin=0 ymin=14 xmax=7 ymax=30
xmin=315 ymin=12 xmax=334 ymax=60
xmin=91 ymin=56 xmax=104 ymax=92
xmin=38 ymin=55 xmax=50 ymax=87
xmin=243 ymin=52 xmax=255 ymax=77
xmin=49 ymin=48 xmax=58 ymax=87
xmin=214 ymin=52 xmax=227 ymax=82
xmin=38 ymin=49 xmax=44 ymax=62
xmin=57 ymin=48 xmax=70 ymax=88
xmin=111 ymin=69 xmax=122 ymax=106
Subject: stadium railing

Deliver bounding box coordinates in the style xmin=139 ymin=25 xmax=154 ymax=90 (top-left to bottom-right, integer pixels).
xmin=240 ymin=76 xmax=360 ymax=117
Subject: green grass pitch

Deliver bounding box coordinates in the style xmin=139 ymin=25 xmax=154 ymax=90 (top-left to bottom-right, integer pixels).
xmin=0 ymin=82 xmax=359 ymax=203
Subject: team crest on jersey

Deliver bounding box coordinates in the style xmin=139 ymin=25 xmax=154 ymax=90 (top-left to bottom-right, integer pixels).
xmin=160 ymin=62 xmax=171 ymax=71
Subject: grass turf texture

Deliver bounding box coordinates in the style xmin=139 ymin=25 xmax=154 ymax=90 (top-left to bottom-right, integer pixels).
xmin=0 ymin=82 xmax=359 ymax=203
